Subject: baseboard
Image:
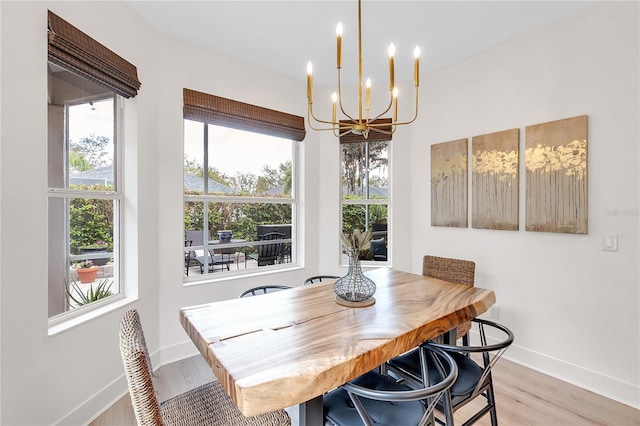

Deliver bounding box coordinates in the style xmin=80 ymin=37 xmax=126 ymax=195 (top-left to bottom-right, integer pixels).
xmin=468 ymin=329 xmax=640 ymax=410
xmin=55 ymin=374 xmax=130 ymax=425
xmin=54 ymin=344 xmax=192 ymax=425
xmin=505 ymin=343 xmax=639 ymax=410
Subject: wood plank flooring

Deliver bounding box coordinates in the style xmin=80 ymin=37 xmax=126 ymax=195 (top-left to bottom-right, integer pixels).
xmin=91 ymin=355 xmax=639 ymax=426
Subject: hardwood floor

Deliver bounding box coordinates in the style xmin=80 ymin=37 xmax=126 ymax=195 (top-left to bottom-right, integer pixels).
xmin=92 ymin=355 xmax=639 ymax=426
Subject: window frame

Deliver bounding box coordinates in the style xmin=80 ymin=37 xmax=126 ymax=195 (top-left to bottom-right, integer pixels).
xmin=47 ymin=92 xmax=125 ymax=324
xmin=183 ymin=120 xmax=300 ymax=283
xmin=339 ymin=140 xmax=391 ymax=266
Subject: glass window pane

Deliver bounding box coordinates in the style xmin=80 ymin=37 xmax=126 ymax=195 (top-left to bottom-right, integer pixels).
xmin=67 ymin=98 xmax=116 ymax=190
xmin=184 ymin=120 xmax=205 ymax=194
xmin=184 ymin=201 xmax=293 ymax=276
xmin=341 ymin=141 xmax=388 ymax=199
xmin=49 ymin=197 xmax=118 ymax=317
xmin=207 ymin=125 xmax=293 ymax=197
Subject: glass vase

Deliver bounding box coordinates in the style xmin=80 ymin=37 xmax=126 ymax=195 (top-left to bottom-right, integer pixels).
xmin=334 ymin=249 xmax=376 ymax=302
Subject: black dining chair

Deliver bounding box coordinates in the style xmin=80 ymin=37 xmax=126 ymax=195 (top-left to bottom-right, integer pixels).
xmin=238 ymin=285 xmax=292 ymax=298
xmin=385 ymin=318 xmax=514 ymax=426
xmin=303 ymin=275 xmax=340 ymax=285
xmin=323 ymin=345 xmax=458 ymax=426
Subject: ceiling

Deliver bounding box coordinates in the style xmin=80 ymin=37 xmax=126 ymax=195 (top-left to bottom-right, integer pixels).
xmin=127 ymin=1 xmax=597 ymax=87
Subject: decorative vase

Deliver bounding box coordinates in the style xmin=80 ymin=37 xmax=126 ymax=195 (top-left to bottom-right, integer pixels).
xmin=334 ymin=248 xmax=376 ymax=303
xmin=217 ymin=230 xmax=233 ymax=242
xmin=77 ymin=266 xmax=99 ymax=284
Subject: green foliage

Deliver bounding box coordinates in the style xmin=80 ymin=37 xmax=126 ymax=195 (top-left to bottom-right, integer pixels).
xmin=184 ymin=200 xmax=291 ymax=256
xmin=69 ymin=150 xmax=93 ymax=172
xmin=70 ymin=134 xmax=110 ymax=168
xmin=342 ymin=202 xmax=388 ymax=234
xmin=69 ymin=184 xmax=114 ymax=254
xmin=65 ymin=278 xmax=113 ymax=307
xmin=342 ymin=141 xmax=388 ymax=195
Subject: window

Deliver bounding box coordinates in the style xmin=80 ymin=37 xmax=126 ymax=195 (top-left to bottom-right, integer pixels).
xmin=341 ymin=140 xmax=390 ymax=264
xmin=46 ymin=11 xmax=140 ymax=320
xmin=47 ymin=64 xmax=122 ymax=318
xmin=183 ymin=90 xmax=304 ymax=280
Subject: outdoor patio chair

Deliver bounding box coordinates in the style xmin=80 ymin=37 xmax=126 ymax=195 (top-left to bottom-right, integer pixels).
xmin=118 ymin=308 xmax=291 ymax=425
xmin=248 ymin=232 xmax=285 ymax=266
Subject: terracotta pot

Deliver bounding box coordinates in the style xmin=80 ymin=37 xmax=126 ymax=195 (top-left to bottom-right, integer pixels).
xmin=77 ymin=266 xmax=99 ymax=284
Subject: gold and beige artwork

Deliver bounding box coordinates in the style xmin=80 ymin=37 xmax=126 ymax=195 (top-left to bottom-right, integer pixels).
xmin=431 ymin=139 xmax=468 ymax=228
xmin=472 ymin=129 xmax=520 ymax=230
xmin=525 ymin=115 xmax=588 ymax=234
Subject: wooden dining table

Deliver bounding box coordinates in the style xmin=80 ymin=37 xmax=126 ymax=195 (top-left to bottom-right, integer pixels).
xmin=179 ymin=268 xmax=496 ymax=426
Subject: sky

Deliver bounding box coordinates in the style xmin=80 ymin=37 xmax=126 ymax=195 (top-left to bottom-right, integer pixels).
xmin=183 ymin=119 xmax=292 ymax=177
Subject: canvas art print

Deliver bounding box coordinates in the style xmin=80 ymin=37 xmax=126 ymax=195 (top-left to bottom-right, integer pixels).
xmin=472 ymin=129 xmax=519 ymax=230
xmin=525 ymin=115 xmax=588 ymax=234
xmin=431 ymin=139 xmax=468 ymax=227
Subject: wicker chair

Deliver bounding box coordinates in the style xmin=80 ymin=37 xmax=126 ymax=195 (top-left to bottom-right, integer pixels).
xmin=119 ymin=308 xmax=291 ymax=426
xmin=423 ymin=255 xmax=476 ymax=344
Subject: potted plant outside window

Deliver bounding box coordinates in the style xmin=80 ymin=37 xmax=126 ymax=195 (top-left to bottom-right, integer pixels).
xmin=75 ymin=260 xmax=99 ymax=283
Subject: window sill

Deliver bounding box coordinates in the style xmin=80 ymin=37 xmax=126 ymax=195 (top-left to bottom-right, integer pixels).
xmin=183 ymin=263 xmax=303 ymax=287
xmin=48 ymin=295 xmax=135 ymax=336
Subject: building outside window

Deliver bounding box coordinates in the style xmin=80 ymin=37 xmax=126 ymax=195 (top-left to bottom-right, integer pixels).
xmin=183 ymin=120 xmax=299 ymax=279
xmin=47 ymin=63 xmax=122 ymax=318
xmin=341 ymin=140 xmax=390 ymax=264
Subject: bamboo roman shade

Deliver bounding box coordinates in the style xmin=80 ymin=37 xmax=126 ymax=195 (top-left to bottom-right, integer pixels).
xmin=183 ymin=88 xmax=306 ymax=142
xmin=339 ymin=118 xmax=393 ymax=143
xmin=47 ymin=11 xmax=141 ymax=98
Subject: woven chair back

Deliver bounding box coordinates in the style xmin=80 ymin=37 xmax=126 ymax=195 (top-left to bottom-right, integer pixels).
xmin=423 ymin=255 xmax=476 ymax=341
xmin=422 ymin=255 xmax=475 ymax=286
xmin=119 ymin=309 xmax=164 ymax=425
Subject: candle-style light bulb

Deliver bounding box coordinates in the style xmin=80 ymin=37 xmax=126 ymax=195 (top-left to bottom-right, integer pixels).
xmin=414 ymin=46 xmax=421 ymax=87
xmin=336 ymin=22 xmax=343 ymax=69
xmin=388 ymin=43 xmax=395 ymax=91
xmin=392 ymin=87 xmax=399 ymax=121
xmin=365 ymin=78 xmax=371 ymax=111
xmin=306 ymin=61 xmax=313 ymax=103
xmin=332 ymin=92 xmax=338 ymax=123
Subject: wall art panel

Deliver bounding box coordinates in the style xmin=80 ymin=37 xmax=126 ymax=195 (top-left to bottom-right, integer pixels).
xmin=472 ymin=129 xmax=520 ymax=230
xmin=525 ymin=115 xmax=588 ymax=234
xmin=431 ymin=139 xmax=468 ymax=227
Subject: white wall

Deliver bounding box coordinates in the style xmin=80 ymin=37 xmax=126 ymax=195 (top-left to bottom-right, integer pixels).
xmin=153 ymin=34 xmax=318 ymax=364
xmin=408 ymin=1 xmax=638 ymax=408
xmin=1 ymin=2 xmax=319 ymax=424
xmin=0 ymin=1 xmax=637 ymax=425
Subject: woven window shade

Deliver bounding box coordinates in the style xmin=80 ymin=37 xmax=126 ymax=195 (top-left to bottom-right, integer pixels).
xmin=183 ymin=88 xmax=306 ymax=142
xmin=339 ymin=118 xmax=393 ymax=143
xmin=47 ymin=11 xmax=141 ymax=98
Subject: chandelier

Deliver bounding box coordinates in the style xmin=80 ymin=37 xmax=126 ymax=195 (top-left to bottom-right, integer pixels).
xmin=306 ymin=0 xmax=420 ymax=139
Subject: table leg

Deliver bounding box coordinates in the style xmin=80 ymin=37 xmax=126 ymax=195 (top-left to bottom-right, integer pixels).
xmin=443 ymin=328 xmax=458 ymax=345
xmin=298 ymin=395 xmax=323 ymax=426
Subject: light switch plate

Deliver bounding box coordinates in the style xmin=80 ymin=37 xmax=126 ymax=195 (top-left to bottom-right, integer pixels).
xmin=602 ymin=234 xmax=618 ymax=252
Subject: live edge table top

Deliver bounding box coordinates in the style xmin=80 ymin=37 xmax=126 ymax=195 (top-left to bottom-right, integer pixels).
xmin=179 ymin=268 xmax=495 ymax=417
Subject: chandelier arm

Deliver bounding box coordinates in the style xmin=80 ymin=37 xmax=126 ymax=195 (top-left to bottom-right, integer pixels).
xmin=309 ymin=103 xmax=346 ymax=127
xmin=366 ymin=95 xmax=394 ymax=124
xmin=386 ymin=86 xmax=420 ymax=127
xmin=337 ymin=69 xmax=357 ymax=123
